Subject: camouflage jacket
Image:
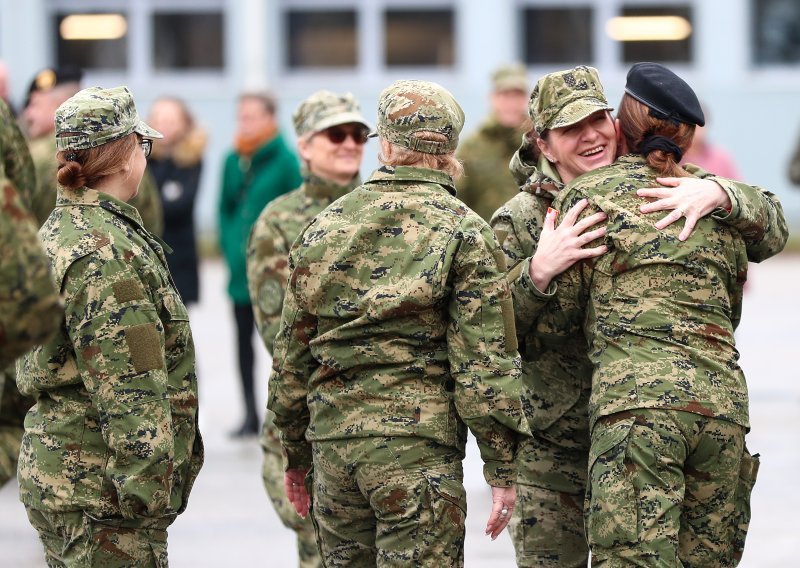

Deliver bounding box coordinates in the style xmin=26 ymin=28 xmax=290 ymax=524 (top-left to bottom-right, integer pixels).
xmin=247 ymin=172 xmax=360 ymax=354
xmin=0 ymin=104 xmax=61 ymax=369
xmin=129 ymin=167 xmax=164 ymax=237
xmin=16 ymin=186 xmax=203 ymax=520
xmin=28 ymin=135 xmax=58 ymax=226
xmin=456 ymin=116 xmax=524 ymax=221
xmin=268 ymin=165 xmax=529 ymax=487
xmin=541 ymin=155 xmax=750 ymax=429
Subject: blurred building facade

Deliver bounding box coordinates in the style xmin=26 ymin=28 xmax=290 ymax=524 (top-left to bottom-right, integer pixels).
xmin=1 ymin=0 xmax=798 ymax=241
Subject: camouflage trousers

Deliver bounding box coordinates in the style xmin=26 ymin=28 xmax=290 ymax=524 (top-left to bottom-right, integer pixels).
xmin=261 ymin=412 xmax=321 ymax=568
xmin=587 ymin=409 xmax=758 ymax=567
xmin=511 ymin=371 xmax=591 ymax=567
xmin=0 ymin=425 xmax=23 ymax=486
xmin=310 ymin=436 xmax=466 ymax=567
xmin=25 ymin=508 xmax=171 ymax=567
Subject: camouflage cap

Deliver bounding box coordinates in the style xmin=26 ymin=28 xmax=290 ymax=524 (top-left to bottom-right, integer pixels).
xmin=55 ymin=86 xmax=162 ymax=151
xmin=292 ymin=90 xmax=372 ymax=137
xmin=371 ymin=80 xmax=464 ymax=155
xmin=530 ymin=66 xmax=613 ymax=134
xmin=492 ymin=63 xmax=529 ymax=93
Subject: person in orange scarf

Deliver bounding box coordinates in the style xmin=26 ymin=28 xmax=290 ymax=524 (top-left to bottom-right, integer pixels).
xmin=218 ymin=91 xmax=302 ymax=437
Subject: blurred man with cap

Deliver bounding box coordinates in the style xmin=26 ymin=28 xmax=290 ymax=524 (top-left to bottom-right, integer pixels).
xmin=23 ymin=66 xmax=164 ymax=234
xmin=493 ymin=64 xmax=788 ymax=567
xmin=456 ymin=63 xmax=529 ymax=221
xmin=514 ymin=62 xmax=785 ymax=566
xmin=247 ymin=89 xmax=372 ymax=568
xmin=268 ymin=79 xmax=530 ymax=565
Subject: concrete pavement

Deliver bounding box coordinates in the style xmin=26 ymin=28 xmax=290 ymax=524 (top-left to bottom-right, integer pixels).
xmin=2 ymin=255 xmax=798 ymax=567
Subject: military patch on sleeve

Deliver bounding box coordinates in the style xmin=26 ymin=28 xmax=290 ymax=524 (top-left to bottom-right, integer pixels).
xmin=124 ymin=323 xmax=164 ymax=373
xmin=259 ymin=278 xmax=285 ymax=316
xmin=257 ymin=237 xmax=275 ymax=258
xmin=491 ymin=248 xmax=508 ymax=272
xmin=499 ymin=297 xmax=518 ymax=353
xmin=112 ymin=279 xmax=145 ymax=304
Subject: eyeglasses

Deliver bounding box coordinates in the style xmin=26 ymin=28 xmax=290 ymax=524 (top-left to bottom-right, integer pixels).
xmin=140 ymin=139 xmax=153 ymax=158
xmin=320 ymin=125 xmax=369 ymax=145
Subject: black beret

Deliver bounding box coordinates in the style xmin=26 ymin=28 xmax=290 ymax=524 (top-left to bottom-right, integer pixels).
xmin=624 ymin=62 xmax=704 ymax=127
xmin=26 ymin=65 xmax=84 ymax=98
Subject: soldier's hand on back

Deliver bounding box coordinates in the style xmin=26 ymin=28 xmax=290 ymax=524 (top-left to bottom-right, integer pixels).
xmin=284 ymin=468 xmax=311 ymax=518
xmin=485 ymin=484 xmax=516 ymax=540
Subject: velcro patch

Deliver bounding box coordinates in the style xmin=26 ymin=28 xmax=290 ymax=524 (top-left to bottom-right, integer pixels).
xmin=499 ymin=297 xmax=518 ymax=353
xmin=257 ymin=237 xmax=275 ymax=257
xmin=113 ymin=279 xmax=145 ymax=304
xmin=491 ymin=249 xmax=508 ymax=272
xmin=125 ymin=323 xmax=163 ymax=373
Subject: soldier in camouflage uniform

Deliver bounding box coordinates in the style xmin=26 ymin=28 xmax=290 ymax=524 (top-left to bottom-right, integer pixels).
xmin=16 ymin=86 xmax=203 ymax=567
xmin=456 ymin=63 xmax=529 ymax=221
xmin=514 ymin=63 xmax=786 ymax=566
xmin=493 ymin=66 xmax=789 ymax=567
xmin=248 ymin=90 xmax=372 ymax=568
xmin=0 ymin=96 xmax=62 ymax=486
xmin=268 ymin=80 xmax=530 ymax=566
xmin=23 ymin=67 xmax=163 ymax=234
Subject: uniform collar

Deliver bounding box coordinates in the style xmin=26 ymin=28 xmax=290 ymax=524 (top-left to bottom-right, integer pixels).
xmin=365 ymin=165 xmax=456 ymax=196
xmin=303 ymin=172 xmax=361 ymax=200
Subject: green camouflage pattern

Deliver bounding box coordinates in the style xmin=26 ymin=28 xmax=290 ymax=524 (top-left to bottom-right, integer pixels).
xmin=16 ymin=185 xmax=203 ymax=521
xmin=529 ymin=66 xmax=613 ymax=134
xmin=587 ymin=409 xmax=754 ymax=566
xmin=492 ymin=63 xmax=529 ymax=93
xmin=311 ymin=437 xmax=466 ymax=566
xmin=0 ymin=98 xmax=37 ymax=211
xmin=131 ymin=166 xmax=165 ymax=237
xmin=27 ymin=135 xmax=58 ymax=226
xmin=248 ymin=172 xmax=358 ymax=568
xmin=26 ymin=508 xmax=170 ymax=567
xmin=373 ymin=80 xmax=464 ymax=155
xmin=268 ymin=165 xmax=528 ymax=487
xmin=455 ymin=118 xmax=523 ymax=221
xmin=55 ymin=86 xmax=162 ymax=151
xmin=292 ymin=90 xmax=370 ymax=137
xmin=0 ymin=367 xmax=33 ymax=485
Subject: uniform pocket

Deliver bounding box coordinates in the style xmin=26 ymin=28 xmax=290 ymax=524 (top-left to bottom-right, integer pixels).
xmin=732 ymin=447 xmax=759 ymax=563
xmin=586 ymin=416 xmax=639 ymax=551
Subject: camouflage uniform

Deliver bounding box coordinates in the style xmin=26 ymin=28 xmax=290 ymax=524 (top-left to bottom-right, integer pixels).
xmin=0 ymin=97 xmax=60 ymax=487
xmin=269 ymin=80 xmax=529 ymax=567
xmin=496 ymin=68 xmax=789 ymax=567
xmin=247 ymin=89 xmax=370 ymax=568
xmin=16 ymin=86 xmax=203 ymax=567
xmin=131 ymin=167 xmax=165 ymax=237
xmin=27 ymin=134 xmax=58 ymax=225
xmin=456 ymin=63 xmax=528 ymax=222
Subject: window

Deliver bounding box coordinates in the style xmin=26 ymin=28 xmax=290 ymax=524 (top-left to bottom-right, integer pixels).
xmin=522 ymin=8 xmax=593 ymax=64
xmin=55 ymin=12 xmax=128 ymax=70
xmin=384 ymin=9 xmax=454 ymax=67
xmin=152 ymin=12 xmax=224 ymax=70
xmin=286 ymin=10 xmax=357 ymax=68
xmin=752 ymin=0 xmax=800 ymax=64
xmin=616 ymin=5 xmax=693 ymax=63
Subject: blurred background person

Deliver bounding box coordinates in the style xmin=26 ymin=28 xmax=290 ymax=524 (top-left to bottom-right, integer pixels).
xmin=456 ymin=62 xmax=529 ymax=221
xmin=247 ymin=89 xmax=371 ymax=568
xmin=148 ymin=96 xmax=207 ymax=307
xmin=0 ymin=60 xmax=14 ymax=115
xmin=16 ymin=86 xmax=203 ymax=566
xmin=218 ymin=91 xmax=302 ymax=437
xmin=681 ymin=102 xmax=741 ymax=179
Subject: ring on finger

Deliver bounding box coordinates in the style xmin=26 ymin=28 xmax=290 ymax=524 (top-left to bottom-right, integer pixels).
xmin=500 ymin=507 xmax=509 ymax=517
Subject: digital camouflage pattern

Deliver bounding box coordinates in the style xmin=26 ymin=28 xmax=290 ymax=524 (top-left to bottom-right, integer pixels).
xmin=16 ymin=185 xmax=203 ymax=524
xmin=292 ymin=90 xmax=371 ymax=138
xmin=27 ymin=135 xmax=58 ymax=226
xmin=0 ymin=98 xmax=37 ymax=211
xmin=493 ymin=144 xmax=788 ymax=566
xmin=529 ymin=66 xmax=613 ymax=135
xmin=0 ymin=369 xmax=33 ymax=485
xmin=55 ymin=86 xmax=162 ymax=151
xmin=248 ymin=172 xmax=358 ymax=568
xmin=311 ymin=437 xmax=466 ymax=566
xmin=455 ymin=118 xmax=523 ymax=221
xmin=373 ymin=80 xmax=464 ymax=154
xmin=268 ymin=165 xmax=528 ymax=486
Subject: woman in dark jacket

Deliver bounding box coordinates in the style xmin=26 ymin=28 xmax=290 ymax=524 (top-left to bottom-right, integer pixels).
xmin=147 ymin=96 xmax=207 ymax=305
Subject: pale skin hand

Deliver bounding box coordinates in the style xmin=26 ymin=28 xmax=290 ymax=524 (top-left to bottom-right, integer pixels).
xmin=528 ymin=199 xmax=608 ymax=292
xmin=485 ymin=485 xmax=516 ymax=540
xmin=284 ymin=468 xmax=311 ymax=518
xmin=637 ymin=177 xmax=732 ymax=241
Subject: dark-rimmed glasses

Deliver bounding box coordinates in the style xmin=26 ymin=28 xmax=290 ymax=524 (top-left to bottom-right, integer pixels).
xmin=140 ymin=138 xmax=153 ymax=158
xmin=320 ymin=125 xmax=369 ymax=145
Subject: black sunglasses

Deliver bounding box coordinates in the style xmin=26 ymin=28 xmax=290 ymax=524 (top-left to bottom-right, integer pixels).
xmin=321 ymin=125 xmax=369 ymax=145
xmin=140 ymin=138 xmax=153 ymax=158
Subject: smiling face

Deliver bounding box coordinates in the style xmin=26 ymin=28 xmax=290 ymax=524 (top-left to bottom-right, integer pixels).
xmin=537 ymin=110 xmax=617 ymax=183
xmin=297 ymin=122 xmax=366 ymax=185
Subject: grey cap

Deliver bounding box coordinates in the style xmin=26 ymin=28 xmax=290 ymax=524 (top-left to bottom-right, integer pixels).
xmin=55 ymin=86 xmax=162 ymax=151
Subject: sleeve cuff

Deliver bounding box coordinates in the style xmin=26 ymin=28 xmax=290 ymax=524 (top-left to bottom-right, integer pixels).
xmin=707 ymin=176 xmax=740 ymax=220
xmin=483 ymin=460 xmax=517 ymax=487
xmin=282 ymin=440 xmax=313 ymax=471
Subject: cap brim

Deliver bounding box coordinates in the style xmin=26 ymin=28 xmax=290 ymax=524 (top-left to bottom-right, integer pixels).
xmin=134 ymin=120 xmax=163 ymax=139
xmin=548 ymin=98 xmax=614 ymax=131
xmin=313 ymin=112 xmax=373 ymax=136
xmin=494 ymin=80 xmax=529 ymax=93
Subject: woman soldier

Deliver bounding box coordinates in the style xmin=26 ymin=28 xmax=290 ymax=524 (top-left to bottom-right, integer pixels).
xmin=16 ymin=86 xmax=204 ymax=567
xmin=493 ymin=66 xmax=787 ymax=566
